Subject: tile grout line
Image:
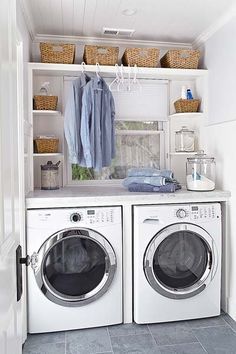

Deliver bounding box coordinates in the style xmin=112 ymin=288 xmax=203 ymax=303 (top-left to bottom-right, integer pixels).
xmin=198 ymin=341 xmax=209 ymax=353
xmin=64 ymin=331 xmax=66 ymax=354
xmin=221 ymin=316 xmax=236 ymax=333
xmin=106 ymin=326 xmax=114 ymax=354
xmin=146 ymin=324 xmax=160 ymax=348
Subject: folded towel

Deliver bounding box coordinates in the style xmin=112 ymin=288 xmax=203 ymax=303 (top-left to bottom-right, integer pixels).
xmin=128 ymin=182 xmax=181 ymax=193
xmin=123 ymin=176 xmax=169 ymax=188
xmin=128 ymin=168 xmax=174 ymax=179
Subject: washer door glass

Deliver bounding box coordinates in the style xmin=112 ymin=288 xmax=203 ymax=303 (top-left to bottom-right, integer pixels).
xmin=144 ymin=224 xmax=214 ymax=299
xmin=35 ymin=228 xmax=116 ymax=306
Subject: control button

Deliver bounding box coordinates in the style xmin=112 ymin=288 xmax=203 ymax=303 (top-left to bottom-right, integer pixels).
xmin=176 ymin=209 xmax=187 ymax=218
xmin=70 ymin=213 xmax=81 ymax=223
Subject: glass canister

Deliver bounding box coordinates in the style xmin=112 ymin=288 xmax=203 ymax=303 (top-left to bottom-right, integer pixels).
xmin=186 ymin=151 xmax=215 ymax=191
xmin=175 ymin=126 xmax=195 ymax=152
xmin=41 ymin=161 xmax=60 ymax=190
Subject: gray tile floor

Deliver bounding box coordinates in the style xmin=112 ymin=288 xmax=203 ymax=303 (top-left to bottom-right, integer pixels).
xmin=23 ymin=313 xmax=236 ymax=354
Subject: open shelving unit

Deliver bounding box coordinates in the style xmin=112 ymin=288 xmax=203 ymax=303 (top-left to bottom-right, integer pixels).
xmin=28 ymin=62 xmax=208 ymax=190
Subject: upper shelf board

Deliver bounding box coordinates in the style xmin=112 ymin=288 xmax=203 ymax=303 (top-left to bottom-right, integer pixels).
xmin=29 ymin=63 xmax=208 ymax=80
xmin=33 ymin=110 xmax=61 ymax=116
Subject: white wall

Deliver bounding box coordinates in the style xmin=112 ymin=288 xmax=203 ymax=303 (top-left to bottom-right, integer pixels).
xmin=202 ymin=15 xmax=236 ymax=319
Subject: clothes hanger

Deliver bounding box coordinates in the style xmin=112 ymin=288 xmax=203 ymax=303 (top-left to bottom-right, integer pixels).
xmin=81 ymin=61 xmax=86 ymax=73
xmin=96 ymin=63 xmax=101 ymax=79
xmin=117 ymin=64 xmax=126 ymax=92
xmin=130 ymin=64 xmax=142 ymax=91
xmin=109 ymin=64 xmax=120 ymax=92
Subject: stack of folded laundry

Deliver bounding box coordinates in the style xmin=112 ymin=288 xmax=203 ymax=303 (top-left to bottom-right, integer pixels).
xmin=123 ymin=168 xmax=181 ymax=193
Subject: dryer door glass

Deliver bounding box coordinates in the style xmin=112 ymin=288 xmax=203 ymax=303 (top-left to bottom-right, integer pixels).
xmin=144 ymin=224 xmax=213 ymax=299
xmin=153 ymin=231 xmax=208 ymax=288
xmin=35 ymin=228 xmax=116 ymax=307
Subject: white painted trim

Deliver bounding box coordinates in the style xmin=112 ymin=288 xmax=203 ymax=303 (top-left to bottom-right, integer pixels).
xmin=18 ymin=0 xmax=35 ymax=40
xmin=192 ymin=4 xmax=236 ymax=48
xmin=33 ymin=33 xmax=192 ymax=49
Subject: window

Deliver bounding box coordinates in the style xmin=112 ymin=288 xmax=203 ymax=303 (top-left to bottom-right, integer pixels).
xmin=65 ymin=78 xmax=168 ymax=184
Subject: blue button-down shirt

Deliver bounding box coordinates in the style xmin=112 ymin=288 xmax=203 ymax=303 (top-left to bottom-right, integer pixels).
xmin=64 ymin=73 xmax=91 ymax=165
xmin=81 ymin=76 xmax=115 ymax=171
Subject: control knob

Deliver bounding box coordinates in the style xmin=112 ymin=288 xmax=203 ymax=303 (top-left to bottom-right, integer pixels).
xmin=176 ymin=209 xmax=187 ymax=219
xmin=70 ymin=213 xmax=81 ymax=222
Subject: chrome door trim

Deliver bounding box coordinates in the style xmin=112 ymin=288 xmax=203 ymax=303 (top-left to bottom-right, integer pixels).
xmin=144 ymin=223 xmax=217 ymax=300
xmin=31 ymin=228 xmax=117 ymax=307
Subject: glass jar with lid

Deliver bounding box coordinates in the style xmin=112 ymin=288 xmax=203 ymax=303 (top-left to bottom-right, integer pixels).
xmin=175 ymin=126 xmax=195 ymax=152
xmin=186 ymin=151 xmax=216 ymax=191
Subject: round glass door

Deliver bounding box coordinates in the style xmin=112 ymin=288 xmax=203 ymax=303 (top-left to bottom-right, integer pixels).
xmin=144 ymin=224 xmax=216 ymax=299
xmin=33 ymin=228 xmax=116 ymax=307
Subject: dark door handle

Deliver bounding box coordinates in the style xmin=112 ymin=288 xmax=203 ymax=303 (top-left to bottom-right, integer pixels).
xmin=20 ymin=255 xmax=30 ymax=266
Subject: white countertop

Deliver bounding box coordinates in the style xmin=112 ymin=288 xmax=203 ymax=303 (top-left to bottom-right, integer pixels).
xmin=26 ymin=185 xmax=230 ymax=209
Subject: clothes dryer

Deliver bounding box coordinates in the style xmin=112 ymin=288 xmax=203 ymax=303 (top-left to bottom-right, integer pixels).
xmin=26 ymin=206 xmax=122 ymax=333
xmin=133 ymin=203 xmax=221 ymax=323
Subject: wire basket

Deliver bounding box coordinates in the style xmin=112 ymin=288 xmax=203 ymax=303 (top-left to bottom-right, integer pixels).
xmin=34 ymin=138 xmax=59 ymax=153
xmin=160 ymin=50 xmax=200 ymax=69
xmin=33 ymin=96 xmax=58 ymax=110
xmin=83 ymin=45 xmax=119 ymax=65
xmin=174 ymin=99 xmax=200 ymax=113
xmin=122 ymin=48 xmax=160 ymax=67
xmin=40 ymin=42 xmax=75 ymax=64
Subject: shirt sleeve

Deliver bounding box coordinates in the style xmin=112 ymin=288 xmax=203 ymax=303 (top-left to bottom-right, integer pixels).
xmin=64 ymin=82 xmax=79 ymax=164
xmin=110 ymin=93 xmax=116 ymax=159
xmin=80 ymin=85 xmax=92 ymax=168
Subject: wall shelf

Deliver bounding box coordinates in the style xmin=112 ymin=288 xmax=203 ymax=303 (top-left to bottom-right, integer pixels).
xmin=169 ymin=112 xmax=204 ymax=118
xmin=29 ymin=62 xmax=208 ymax=80
xmin=33 ymin=153 xmax=63 ymax=157
xmin=170 ymin=152 xmax=195 ymax=156
xmin=33 ymin=110 xmax=62 ymax=116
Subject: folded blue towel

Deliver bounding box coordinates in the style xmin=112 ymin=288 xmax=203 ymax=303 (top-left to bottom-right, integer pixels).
xmin=123 ymin=176 xmax=169 ymax=188
xmin=128 ymin=182 xmax=181 ymax=193
xmin=128 ymin=168 xmax=174 ymax=179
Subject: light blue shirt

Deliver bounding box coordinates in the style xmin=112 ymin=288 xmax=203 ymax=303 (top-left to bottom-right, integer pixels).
xmin=64 ymin=73 xmax=90 ymax=164
xmin=81 ymin=76 xmax=116 ymax=171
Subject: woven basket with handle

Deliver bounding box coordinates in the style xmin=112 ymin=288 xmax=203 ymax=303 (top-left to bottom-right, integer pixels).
xmin=161 ymin=50 xmax=200 ymax=69
xmin=40 ymin=43 xmax=75 ymax=64
xmin=34 ymin=138 xmax=59 ymax=153
xmin=122 ymin=48 xmax=160 ymax=67
xmin=33 ymin=96 xmax=58 ymax=110
xmin=174 ymin=99 xmax=200 ymax=113
xmin=83 ymin=45 xmax=119 ymax=65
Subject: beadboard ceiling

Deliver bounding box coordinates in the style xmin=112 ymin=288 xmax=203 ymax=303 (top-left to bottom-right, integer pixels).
xmin=24 ymin=0 xmax=235 ymax=44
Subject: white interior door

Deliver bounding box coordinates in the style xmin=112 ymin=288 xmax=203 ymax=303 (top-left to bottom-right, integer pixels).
xmin=0 ymin=0 xmax=24 ymax=353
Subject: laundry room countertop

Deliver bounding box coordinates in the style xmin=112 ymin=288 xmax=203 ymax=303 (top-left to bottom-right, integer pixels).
xmin=26 ymin=185 xmax=230 ymax=209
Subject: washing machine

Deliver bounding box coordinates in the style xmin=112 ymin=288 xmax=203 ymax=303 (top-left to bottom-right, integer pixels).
xmin=133 ymin=203 xmax=221 ymax=324
xmin=26 ymin=206 xmax=122 ymax=333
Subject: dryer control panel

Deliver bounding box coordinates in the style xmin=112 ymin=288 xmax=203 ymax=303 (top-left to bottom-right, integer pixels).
xmin=173 ymin=204 xmax=219 ymax=221
xmin=190 ymin=204 xmax=218 ymax=220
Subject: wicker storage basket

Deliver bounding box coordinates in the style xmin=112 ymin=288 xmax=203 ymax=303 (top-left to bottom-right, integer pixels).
xmin=122 ymin=48 xmax=160 ymax=67
xmin=160 ymin=50 xmax=200 ymax=69
xmin=40 ymin=42 xmax=75 ymax=64
xmin=33 ymin=95 xmax=58 ymax=110
xmin=83 ymin=45 xmax=119 ymax=65
xmin=34 ymin=138 xmax=59 ymax=153
xmin=174 ymin=99 xmax=200 ymax=113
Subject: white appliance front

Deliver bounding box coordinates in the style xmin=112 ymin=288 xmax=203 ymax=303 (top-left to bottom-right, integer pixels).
xmin=133 ymin=203 xmax=221 ymax=324
xmin=27 ymin=206 xmax=122 ymax=333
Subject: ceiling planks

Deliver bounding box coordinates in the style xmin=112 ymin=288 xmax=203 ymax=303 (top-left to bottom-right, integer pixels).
xmin=24 ymin=0 xmax=236 ymax=43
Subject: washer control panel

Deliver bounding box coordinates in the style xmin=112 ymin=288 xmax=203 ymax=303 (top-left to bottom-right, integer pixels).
xmin=69 ymin=208 xmax=116 ymax=225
